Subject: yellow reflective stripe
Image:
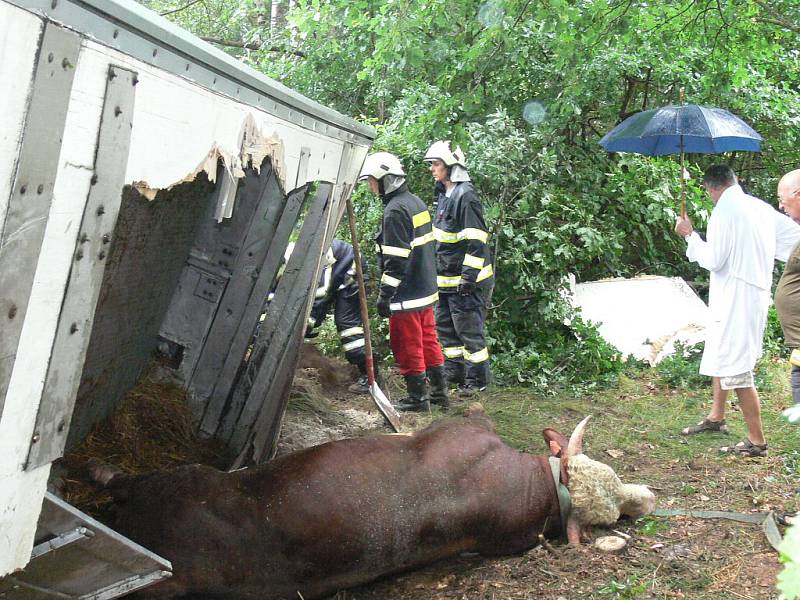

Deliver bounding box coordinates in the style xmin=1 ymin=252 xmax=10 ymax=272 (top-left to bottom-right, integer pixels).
xmin=443 ymin=346 xmax=465 ymax=358
xmin=380 ymin=244 xmax=411 ymax=258
xmin=463 ymin=253 xmax=485 ymax=269
xmin=412 ymin=210 xmax=431 ymax=228
xmin=462 ymin=228 xmax=489 ymax=243
xmin=437 ymin=275 xmax=461 ymax=287
xmin=339 ymin=327 xmax=364 ymax=338
xmin=791 ymin=349 xmax=800 ymax=366
xmin=434 ymin=227 xmax=460 ymax=243
xmin=411 ymin=231 xmax=435 ymax=247
xmin=476 ymin=264 xmax=494 ymax=282
xmin=381 ymin=273 xmax=402 ymax=287
xmin=343 ymin=339 xmax=366 ymax=351
xmin=464 ymin=347 xmax=489 ymax=363
xmin=307 ymin=317 xmax=316 ymax=327
xmin=389 ymin=292 xmax=439 ymax=311
xmin=433 ymin=226 xmax=489 ymax=244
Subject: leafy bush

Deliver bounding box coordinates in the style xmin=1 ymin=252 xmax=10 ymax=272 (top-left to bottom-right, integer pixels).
xmin=654 ymin=342 xmax=707 ymax=389
xmin=492 ymin=314 xmax=627 ymax=391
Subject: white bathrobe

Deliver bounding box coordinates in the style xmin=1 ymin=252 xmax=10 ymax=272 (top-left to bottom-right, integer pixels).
xmin=685 ymin=185 xmax=800 ymax=377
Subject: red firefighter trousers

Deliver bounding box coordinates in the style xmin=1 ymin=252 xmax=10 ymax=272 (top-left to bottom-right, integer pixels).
xmin=389 ymin=307 xmax=444 ymax=376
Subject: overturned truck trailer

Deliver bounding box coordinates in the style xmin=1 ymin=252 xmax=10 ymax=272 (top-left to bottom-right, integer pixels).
xmin=0 ymin=0 xmax=374 ymax=593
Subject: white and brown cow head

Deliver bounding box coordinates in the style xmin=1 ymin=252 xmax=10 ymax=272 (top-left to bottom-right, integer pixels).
xmin=543 ymin=416 xmax=656 ymax=544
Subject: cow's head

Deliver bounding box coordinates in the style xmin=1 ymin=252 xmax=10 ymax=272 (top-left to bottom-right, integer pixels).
xmin=543 ymin=416 xmax=656 ymax=544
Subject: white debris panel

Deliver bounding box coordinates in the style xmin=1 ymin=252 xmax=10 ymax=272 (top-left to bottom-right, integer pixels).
xmin=570 ymin=275 xmax=709 ymax=365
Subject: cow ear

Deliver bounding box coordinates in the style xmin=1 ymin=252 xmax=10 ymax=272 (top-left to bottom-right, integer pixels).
xmin=548 ymin=440 xmax=563 ymax=457
xmin=543 ymin=428 xmax=569 ymax=456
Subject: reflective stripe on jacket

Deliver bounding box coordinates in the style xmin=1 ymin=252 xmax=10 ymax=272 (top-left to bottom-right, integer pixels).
xmin=376 ymin=185 xmax=439 ymax=312
xmin=433 ymin=181 xmax=493 ymax=292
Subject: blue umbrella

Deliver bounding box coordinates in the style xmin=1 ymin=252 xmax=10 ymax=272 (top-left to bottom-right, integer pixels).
xmin=599 ymin=103 xmax=762 ymax=215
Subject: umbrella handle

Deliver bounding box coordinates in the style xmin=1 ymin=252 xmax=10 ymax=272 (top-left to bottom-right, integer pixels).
xmin=680 ymin=139 xmax=687 ymax=220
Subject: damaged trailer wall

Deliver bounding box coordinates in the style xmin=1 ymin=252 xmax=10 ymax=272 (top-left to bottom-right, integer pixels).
xmin=67 ymin=177 xmax=218 ymax=449
xmin=0 ymin=0 xmax=372 ymax=578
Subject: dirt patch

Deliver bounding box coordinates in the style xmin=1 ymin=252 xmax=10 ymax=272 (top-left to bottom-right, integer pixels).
xmin=275 ymin=344 xmax=390 ymax=455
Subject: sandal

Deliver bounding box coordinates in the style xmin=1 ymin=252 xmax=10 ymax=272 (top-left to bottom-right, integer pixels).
xmin=681 ymin=418 xmax=729 ymax=436
xmin=719 ymin=438 xmax=768 ymax=457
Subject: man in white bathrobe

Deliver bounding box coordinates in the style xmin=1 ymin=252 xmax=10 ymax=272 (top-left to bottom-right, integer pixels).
xmin=675 ymin=165 xmax=800 ymax=457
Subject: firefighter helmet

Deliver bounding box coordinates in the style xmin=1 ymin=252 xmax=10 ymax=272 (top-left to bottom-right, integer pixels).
xmin=423 ymin=140 xmax=466 ymax=168
xmin=358 ymin=152 xmax=406 ymax=181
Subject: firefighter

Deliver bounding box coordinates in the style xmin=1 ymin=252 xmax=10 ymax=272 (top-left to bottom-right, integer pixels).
xmin=358 ymin=151 xmax=448 ymax=411
xmin=307 ymin=239 xmax=373 ymax=393
xmin=424 ymin=141 xmax=493 ymax=397
xmin=261 ymin=240 xmax=372 ymax=393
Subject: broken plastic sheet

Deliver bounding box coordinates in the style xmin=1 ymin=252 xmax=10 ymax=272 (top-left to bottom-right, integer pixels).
xmin=568 ymin=275 xmax=709 ymax=365
xmin=134 ymin=114 xmax=285 ymax=223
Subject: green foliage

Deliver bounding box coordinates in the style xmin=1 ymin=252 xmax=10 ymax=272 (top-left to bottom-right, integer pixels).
xmin=779 ymin=524 xmax=800 ymax=600
xmin=598 ymin=576 xmax=647 ymax=599
xmin=655 ymin=342 xmax=707 ymax=389
xmin=143 ymin=0 xmax=800 ymax=390
xmin=636 ymin=516 xmax=669 ymax=536
xmin=764 ymin=304 xmax=789 ymax=359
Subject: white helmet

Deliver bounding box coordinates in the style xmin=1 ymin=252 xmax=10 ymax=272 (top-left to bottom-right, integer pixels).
xmin=358 ymin=152 xmax=406 ymax=182
xmin=423 ymin=140 xmax=466 ymax=168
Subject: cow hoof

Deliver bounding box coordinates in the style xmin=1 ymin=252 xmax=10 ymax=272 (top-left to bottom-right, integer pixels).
xmin=87 ymin=458 xmax=124 ymax=486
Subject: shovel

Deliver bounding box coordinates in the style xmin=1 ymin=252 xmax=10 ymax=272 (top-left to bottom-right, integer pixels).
xmin=345 ymin=195 xmax=402 ymax=432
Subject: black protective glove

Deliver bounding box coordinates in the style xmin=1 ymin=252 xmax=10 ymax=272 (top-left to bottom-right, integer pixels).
xmin=377 ymin=294 xmax=392 ymax=318
xmin=457 ymin=279 xmax=476 ymax=296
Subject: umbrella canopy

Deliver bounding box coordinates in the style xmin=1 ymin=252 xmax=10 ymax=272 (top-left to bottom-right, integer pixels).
xmin=599 ymin=105 xmax=762 ymax=156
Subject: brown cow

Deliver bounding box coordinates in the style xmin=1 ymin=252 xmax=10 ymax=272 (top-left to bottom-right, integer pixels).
xmin=91 ymin=406 xmax=654 ymax=599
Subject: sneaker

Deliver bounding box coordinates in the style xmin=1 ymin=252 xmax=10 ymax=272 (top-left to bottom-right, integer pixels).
xmin=348 ymin=375 xmax=370 ymax=394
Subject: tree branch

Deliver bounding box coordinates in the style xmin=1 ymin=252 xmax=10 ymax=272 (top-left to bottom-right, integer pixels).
xmin=160 ymin=0 xmax=204 ymax=17
xmin=753 ymin=15 xmax=800 ymax=35
xmin=200 ymin=36 xmax=306 ymax=58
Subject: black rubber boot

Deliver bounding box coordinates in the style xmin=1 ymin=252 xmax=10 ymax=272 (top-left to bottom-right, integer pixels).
xmin=348 ymin=361 xmax=370 ymax=394
xmin=460 ymin=362 xmax=491 ymax=398
xmin=395 ymin=372 xmax=430 ymax=412
xmin=443 ymin=358 xmax=466 ymax=389
xmin=427 ymin=365 xmax=449 ymax=408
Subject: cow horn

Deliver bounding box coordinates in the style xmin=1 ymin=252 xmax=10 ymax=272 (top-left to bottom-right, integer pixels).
xmin=566 ymin=415 xmax=591 ymax=457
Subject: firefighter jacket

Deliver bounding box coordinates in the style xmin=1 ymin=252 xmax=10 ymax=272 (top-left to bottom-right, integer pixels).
xmin=375 ymin=184 xmax=439 ymax=313
xmin=433 ymin=181 xmax=494 ymax=293
xmin=309 ymin=239 xmax=365 ymax=326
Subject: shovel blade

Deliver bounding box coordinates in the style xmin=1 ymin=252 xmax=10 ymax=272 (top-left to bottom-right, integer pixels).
xmin=370 ymin=382 xmax=402 ymax=432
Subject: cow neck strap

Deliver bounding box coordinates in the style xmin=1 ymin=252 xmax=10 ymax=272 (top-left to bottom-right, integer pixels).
xmin=548 ymin=456 xmax=571 ymax=537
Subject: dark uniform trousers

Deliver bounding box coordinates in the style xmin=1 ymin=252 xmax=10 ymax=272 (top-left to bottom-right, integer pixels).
xmin=331 ymin=284 xmax=366 ymax=366
xmin=436 ymin=287 xmax=491 ymax=388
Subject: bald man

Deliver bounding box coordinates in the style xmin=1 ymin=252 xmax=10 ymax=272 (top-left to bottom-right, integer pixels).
xmin=776 ymin=170 xmax=800 ymax=404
